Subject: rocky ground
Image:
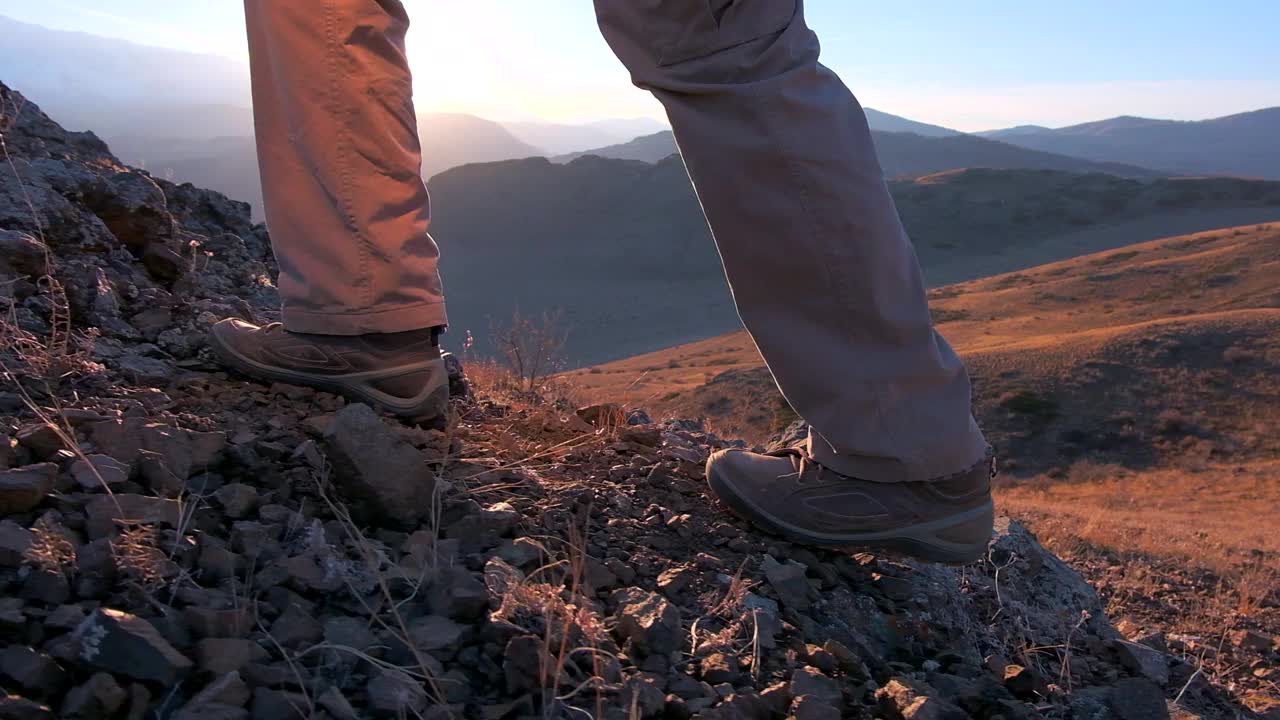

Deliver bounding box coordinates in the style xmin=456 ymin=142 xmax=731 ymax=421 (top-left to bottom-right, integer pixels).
xmin=1 ymin=81 xmax=1273 ymax=719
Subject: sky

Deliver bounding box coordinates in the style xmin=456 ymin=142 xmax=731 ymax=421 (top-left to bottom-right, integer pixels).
xmin=2 ymin=0 xmax=1278 ymax=131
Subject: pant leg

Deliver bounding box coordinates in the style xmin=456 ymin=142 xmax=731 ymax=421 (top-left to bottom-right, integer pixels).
xmin=593 ymin=0 xmax=988 ymax=482
xmin=244 ymin=0 xmax=446 ymax=335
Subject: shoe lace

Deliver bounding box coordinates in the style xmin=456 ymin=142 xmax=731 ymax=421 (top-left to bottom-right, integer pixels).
xmin=768 ymin=447 xmax=821 ymax=484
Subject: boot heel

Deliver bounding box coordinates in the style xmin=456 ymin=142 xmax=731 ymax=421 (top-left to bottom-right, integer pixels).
xmin=910 ymin=500 xmax=995 ymax=564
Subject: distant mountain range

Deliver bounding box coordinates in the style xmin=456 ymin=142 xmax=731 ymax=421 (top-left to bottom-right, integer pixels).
xmin=980 ymin=109 xmax=1280 ymax=179
xmin=557 ymin=130 xmax=1162 ymax=179
xmin=502 ymin=118 xmax=667 ymax=155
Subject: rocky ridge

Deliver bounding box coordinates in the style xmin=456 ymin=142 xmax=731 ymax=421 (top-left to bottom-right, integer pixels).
xmin=0 ymin=80 xmax=1263 ymax=719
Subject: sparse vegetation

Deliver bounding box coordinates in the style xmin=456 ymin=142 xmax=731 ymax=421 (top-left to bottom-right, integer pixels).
xmin=491 ymin=308 xmax=569 ymax=393
xmin=998 ymin=389 xmax=1059 ymax=422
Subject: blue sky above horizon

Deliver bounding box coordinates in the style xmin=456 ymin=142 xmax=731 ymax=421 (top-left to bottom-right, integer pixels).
xmin=2 ymin=0 xmax=1277 ymax=131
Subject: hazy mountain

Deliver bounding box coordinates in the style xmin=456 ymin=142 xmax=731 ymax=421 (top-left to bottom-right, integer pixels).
xmin=871 ymin=132 xmax=1162 ymax=178
xmin=980 ymin=109 xmax=1280 ymax=179
xmin=502 ymin=121 xmax=626 ymax=155
xmin=555 ymin=129 xmax=1161 ymax=178
xmin=418 ymin=114 xmax=544 ymax=176
xmin=0 ymin=15 xmax=249 ymax=109
xmin=428 ymin=156 xmax=1280 ymax=365
xmin=583 ymin=117 xmax=669 ymax=139
xmin=503 ymin=117 xmax=670 ymax=155
xmin=100 ymin=114 xmax=543 ymax=219
xmin=864 ymin=108 xmax=959 ymax=137
xmin=554 ymin=131 xmax=680 ymax=163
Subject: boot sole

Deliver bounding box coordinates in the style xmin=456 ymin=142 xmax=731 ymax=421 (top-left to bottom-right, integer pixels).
xmin=208 ymin=331 xmax=449 ymax=425
xmin=707 ymin=464 xmax=994 ymax=565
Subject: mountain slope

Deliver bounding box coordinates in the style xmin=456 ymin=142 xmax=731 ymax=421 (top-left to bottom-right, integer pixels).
xmin=556 ymin=129 xmax=1163 ymax=178
xmin=569 ymin=222 xmax=1280 ymax=437
xmin=864 ymin=107 xmax=960 ymax=137
xmin=0 ymin=14 xmax=249 ymax=108
xmin=429 ymin=155 xmax=1280 ymax=365
xmin=981 ymin=108 xmax=1280 ymax=179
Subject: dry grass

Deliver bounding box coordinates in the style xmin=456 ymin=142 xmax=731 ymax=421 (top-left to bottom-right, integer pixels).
xmin=998 ymin=459 xmax=1280 ymax=616
xmin=23 ymin=516 xmax=76 ymax=574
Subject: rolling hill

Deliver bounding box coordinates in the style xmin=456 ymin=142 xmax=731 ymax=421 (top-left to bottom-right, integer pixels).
xmin=429 ymin=157 xmax=1280 ymax=365
xmin=568 ymin=224 xmax=1280 ymax=708
xmin=575 ymin=222 xmax=1280 ymax=462
xmin=981 ymin=108 xmax=1280 ymax=179
xmin=502 ymin=117 xmax=668 ymax=155
xmin=555 ymin=129 xmax=1163 ymax=178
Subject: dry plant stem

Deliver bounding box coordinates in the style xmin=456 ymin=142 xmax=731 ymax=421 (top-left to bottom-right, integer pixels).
xmin=257 ymin=616 xmax=317 ymax=717
xmin=312 ymin=469 xmax=450 ymax=712
xmin=0 ymin=355 xmax=124 ymax=516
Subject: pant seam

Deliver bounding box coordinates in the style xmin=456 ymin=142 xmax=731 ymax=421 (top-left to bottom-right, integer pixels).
xmin=322 ymin=0 xmax=372 ymax=308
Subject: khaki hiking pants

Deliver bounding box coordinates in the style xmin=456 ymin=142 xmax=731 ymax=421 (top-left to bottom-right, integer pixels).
xmin=244 ymin=0 xmax=990 ymax=483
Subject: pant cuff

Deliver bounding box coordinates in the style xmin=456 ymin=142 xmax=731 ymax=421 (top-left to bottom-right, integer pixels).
xmin=282 ymin=300 xmax=448 ymax=336
xmin=806 ymin=425 xmax=991 ymax=483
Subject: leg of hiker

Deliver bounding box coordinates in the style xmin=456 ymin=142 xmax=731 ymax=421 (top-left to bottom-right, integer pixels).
xmin=210 ymin=0 xmax=449 ymax=422
xmin=594 ymin=0 xmax=994 ymax=561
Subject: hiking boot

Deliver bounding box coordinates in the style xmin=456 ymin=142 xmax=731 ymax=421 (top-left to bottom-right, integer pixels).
xmin=208 ymin=319 xmax=448 ymax=423
xmin=706 ymin=447 xmax=995 ymax=563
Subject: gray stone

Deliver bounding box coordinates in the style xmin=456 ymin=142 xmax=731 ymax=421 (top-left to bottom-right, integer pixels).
xmin=13 ymin=425 xmax=62 ymax=459
xmin=21 ymin=568 xmax=70 ymax=605
xmin=316 ymin=687 xmax=358 ymax=720
xmin=84 ymin=493 xmax=182 ymax=539
xmin=409 ymin=614 xmax=466 ymax=656
xmin=494 ymin=537 xmax=543 ymax=569
xmin=117 ymin=353 xmax=176 ymax=385
xmin=792 ymin=696 xmax=842 ymax=720
xmin=700 ymin=652 xmax=740 ymax=684
xmin=612 ymin=588 xmax=681 ymax=657
xmin=0 ymin=520 xmax=33 ymax=567
xmin=0 ymin=695 xmax=54 ymax=720
xmin=1107 ymin=678 xmax=1171 ymax=720
xmin=619 ymin=675 xmax=665 ymax=719
xmin=249 ymin=688 xmax=309 ymax=720
xmin=0 ymin=464 xmax=56 ymax=515
xmin=70 ymin=454 xmax=130 ymax=491
xmin=0 ymin=229 xmax=47 ymax=277
xmin=213 ymin=483 xmax=259 ymax=519
xmin=195 ymin=639 xmax=267 ymax=676
xmin=323 ymin=616 xmax=377 ymax=653
xmin=444 ymin=502 xmax=518 ymax=551
xmin=1229 ymin=629 xmax=1273 ymax=653
xmin=503 ymin=635 xmax=552 ymax=693
xmin=875 ymin=677 xmax=968 ymax=720
xmin=183 ymin=672 xmax=251 ymax=710
xmin=1116 ymin=639 xmax=1170 ymax=686
xmin=184 ymin=606 xmax=252 ymax=639
xmin=368 ymin=668 xmax=428 ymax=715
xmin=1003 ymin=664 xmax=1044 ymax=699
xmin=430 ymin=567 xmax=489 ymax=621
xmin=320 ymin=403 xmax=436 ymax=528
xmin=74 ymin=608 xmax=193 ymax=685
xmin=60 ymin=672 xmax=126 ymax=719
xmin=0 ymin=646 xmax=67 ymax=697
xmin=761 ymin=555 xmax=811 ymax=610
xmin=268 ymin=602 xmax=321 ymax=650
xmin=790 ymin=666 xmax=841 ymax=705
